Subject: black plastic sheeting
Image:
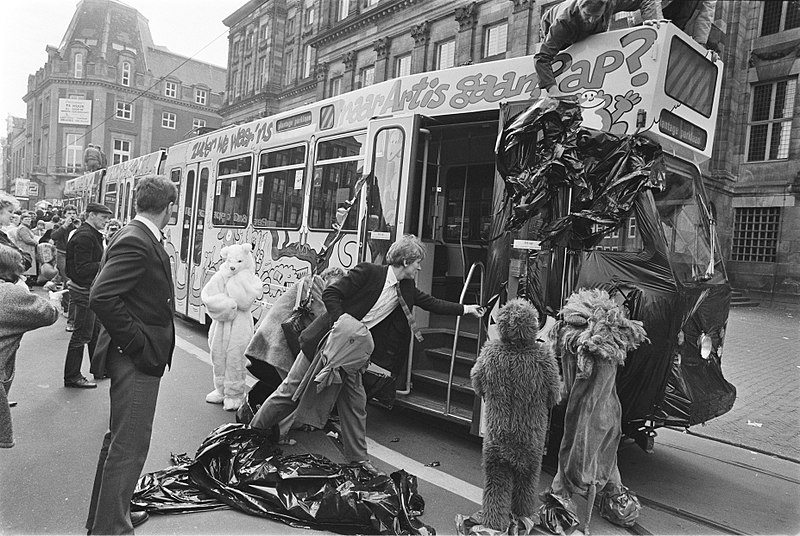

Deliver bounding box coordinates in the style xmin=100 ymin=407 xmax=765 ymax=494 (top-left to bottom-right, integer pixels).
xmin=495 ymin=99 xmax=735 ymax=433
xmin=132 ymin=423 xmax=436 ymax=535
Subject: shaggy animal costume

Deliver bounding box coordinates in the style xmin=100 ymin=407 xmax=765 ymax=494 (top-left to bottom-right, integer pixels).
xmin=471 ymin=298 xmax=561 ymax=531
xmin=201 ymin=244 xmax=262 ymax=411
xmin=543 ymin=288 xmax=648 ymax=535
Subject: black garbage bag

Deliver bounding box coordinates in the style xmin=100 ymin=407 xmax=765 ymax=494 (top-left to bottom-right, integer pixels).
xmin=495 ymin=99 xmax=664 ymax=250
xmin=597 ymin=484 xmax=641 ymax=528
xmin=132 ymin=423 xmax=435 ymax=535
xmin=536 ymin=491 xmax=579 ymax=535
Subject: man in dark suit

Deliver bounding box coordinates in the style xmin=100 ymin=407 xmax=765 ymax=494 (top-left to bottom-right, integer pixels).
xmin=251 ymin=234 xmax=484 ymax=473
xmin=85 ymin=175 xmax=177 ymax=534
xmin=63 ymin=202 xmax=112 ymax=389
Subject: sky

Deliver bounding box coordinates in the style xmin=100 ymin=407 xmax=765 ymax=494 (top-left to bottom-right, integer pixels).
xmin=0 ymin=0 xmax=242 ymax=123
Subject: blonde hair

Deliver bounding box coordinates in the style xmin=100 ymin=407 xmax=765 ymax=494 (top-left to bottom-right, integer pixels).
xmin=386 ymin=234 xmax=426 ymax=267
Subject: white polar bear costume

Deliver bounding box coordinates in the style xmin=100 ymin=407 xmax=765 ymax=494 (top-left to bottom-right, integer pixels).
xmin=201 ymin=243 xmax=262 ymax=411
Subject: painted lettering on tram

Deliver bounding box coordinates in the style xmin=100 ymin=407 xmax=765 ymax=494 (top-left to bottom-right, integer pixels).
xmin=190 ymin=120 xmax=274 ymax=159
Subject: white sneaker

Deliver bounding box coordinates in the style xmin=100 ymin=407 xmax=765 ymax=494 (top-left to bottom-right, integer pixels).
xmin=223 ymin=397 xmax=242 ymax=411
xmin=205 ymin=389 xmax=224 ymax=404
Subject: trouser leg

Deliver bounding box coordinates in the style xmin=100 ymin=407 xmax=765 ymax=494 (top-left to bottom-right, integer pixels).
xmin=64 ymin=286 xmax=94 ymax=382
xmin=250 ymin=353 xmax=309 ymax=430
xmin=336 ymin=368 xmax=368 ymax=462
xmin=89 ymin=352 xmax=161 ymax=535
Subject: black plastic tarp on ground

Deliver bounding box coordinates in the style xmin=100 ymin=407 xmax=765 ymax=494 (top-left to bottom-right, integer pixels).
xmin=132 ymin=423 xmax=435 ymax=535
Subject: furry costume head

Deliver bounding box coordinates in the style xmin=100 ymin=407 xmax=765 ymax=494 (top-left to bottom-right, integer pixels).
xmin=219 ymin=243 xmax=255 ymax=277
xmin=554 ymin=288 xmax=648 ymax=379
xmin=496 ymin=298 xmax=540 ymax=343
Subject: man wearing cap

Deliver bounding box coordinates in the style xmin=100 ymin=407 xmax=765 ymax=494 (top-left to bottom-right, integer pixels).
xmin=534 ymin=0 xmax=663 ymax=105
xmin=63 ymin=203 xmax=112 ymax=388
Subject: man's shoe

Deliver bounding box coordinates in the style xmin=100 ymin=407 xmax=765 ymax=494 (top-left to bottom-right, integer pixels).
xmin=351 ymin=460 xmax=387 ymax=477
xmin=65 ymin=324 xmax=75 ymax=332
xmin=64 ymin=377 xmax=97 ymax=389
xmin=131 ymin=511 xmax=149 ymax=528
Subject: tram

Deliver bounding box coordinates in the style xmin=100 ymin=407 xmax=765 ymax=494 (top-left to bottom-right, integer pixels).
xmin=94 ymin=22 xmax=732 ymax=447
xmin=64 ymin=149 xmax=166 ymax=223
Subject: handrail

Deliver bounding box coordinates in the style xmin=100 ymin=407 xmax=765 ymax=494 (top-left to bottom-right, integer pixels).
xmin=445 ymin=261 xmax=485 ymax=416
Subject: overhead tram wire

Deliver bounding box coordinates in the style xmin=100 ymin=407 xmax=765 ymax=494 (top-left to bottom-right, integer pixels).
xmin=51 ymin=27 xmax=230 ymax=165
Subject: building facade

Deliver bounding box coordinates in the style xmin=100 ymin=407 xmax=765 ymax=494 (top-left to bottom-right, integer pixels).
xmin=2 ymin=116 xmax=27 ymax=196
xmin=219 ymin=0 xmax=799 ymax=302
xmin=21 ymin=0 xmax=227 ymax=206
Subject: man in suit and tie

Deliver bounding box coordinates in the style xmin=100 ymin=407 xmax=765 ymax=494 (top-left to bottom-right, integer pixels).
xmin=251 ymin=234 xmax=484 ymax=473
xmin=86 ymin=175 xmax=177 ymax=534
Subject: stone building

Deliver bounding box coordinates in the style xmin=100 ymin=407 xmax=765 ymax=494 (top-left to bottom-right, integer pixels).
xmin=2 ymin=116 xmax=27 ymax=196
xmin=219 ymin=0 xmax=798 ymax=302
xmin=21 ymin=0 xmax=227 ymax=204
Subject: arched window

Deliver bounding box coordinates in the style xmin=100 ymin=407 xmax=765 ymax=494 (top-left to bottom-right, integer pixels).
xmin=74 ymin=53 xmax=83 ymax=78
xmin=121 ymin=61 xmax=131 ymax=86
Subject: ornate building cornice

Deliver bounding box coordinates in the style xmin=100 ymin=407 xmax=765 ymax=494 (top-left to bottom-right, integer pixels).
xmin=343 ymin=51 xmax=358 ymax=70
xmin=373 ymin=37 xmax=391 ymax=60
xmin=509 ymin=0 xmax=532 ymax=13
xmin=315 ymin=62 xmax=329 ymax=82
xmin=455 ymin=2 xmax=478 ymax=32
xmin=411 ymin=21 xmax=431 ymax=47
xmin=308 ymin=0 xmax=421 ymax=47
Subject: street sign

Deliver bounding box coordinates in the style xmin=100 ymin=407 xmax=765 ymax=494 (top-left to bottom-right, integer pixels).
xmin=28 ymin=183 xmax=40 ymax=197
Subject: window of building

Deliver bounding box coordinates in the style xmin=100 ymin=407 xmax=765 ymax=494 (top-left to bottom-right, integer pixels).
xmin=287 ymin=17 xmax=296 ymax=37
xmin=732 ymin=207 xmax=781 ymax=262
xmin=329 ymin=76 xmax=342 ymax=97
xmin=247 ymin=32 xmax=254 ymax=50
xmin=284 ymin=49 xmax=295 ymax=85
xmin=254 ymin=145 xmax=306 ymax=229
xmin=436 ymin=39 xmax=455 ymax=70
xmin=366 ymin=0 xmax=379 ymax=5
xmin=338 ymin=0 xmax=350 ymax=20
xmin=761 ymin=0 xmax=800 ymax=36
xmin=260 ymin=23 xmax=269 ymax=41
xmin=115 ymin=101 xmax=132 ymax=120
xmin=113 ymin=139 xmax=131 ymax=165
xmin=121 ymin=61 xmax=131 ymax=86
xmin=212 ymin=155 xmax=253 ymax=227
xmin=258 ymin=57 xmax=268 ymax=89
xmin=165 ymin=81 xmax=178 ymax=98
xmin=195 ymin=88 xmax=207 ymax=105
xmin=43 ymin=95 xmax=50 ymax=117
xmin=233 ymin=40 xmax=241 ymax=58
xmin=747 ymin=79 xmax=796 ymax=161
xmin=310 ymin=134 xmax=366 ymax=230
xmin=244 ymin=64 xmax=252 ymax=93
xmin=162 ymin=111 xmax=176 ymax=129
xmin=192 ymin=118 xmax=206 ymax=132
xmin=394 ymin=53 xmax=411 ymax=78
xmin=627 ymin=216 xmax=637 ymax=238
xmin=231 ymin=70 xmax=240 ymax=99
xmin=74 ymin=52 xmax=83 ymax=78
xmin=359 ymin=65 xmax=375 ymax=88
xmin=65 ymin=133 xmax=83 ymax=173
xmin=483 ymin=21 xmax=508 ymax=58
xmin=303 ymin=46 xmax=314 ymax=79
xmin=305 ymin=5 xmax=315 ymax=26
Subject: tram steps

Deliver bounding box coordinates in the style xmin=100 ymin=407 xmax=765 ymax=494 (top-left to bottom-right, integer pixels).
xmin=394 ymin=391 xmax=472 ymax=426
xmin=412 ymin=368 xmax=475 ymax=394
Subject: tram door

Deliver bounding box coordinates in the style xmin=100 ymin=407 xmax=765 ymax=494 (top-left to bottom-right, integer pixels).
xmin=359 ymin=115 xmax=421 ymax=266
xmin=176 ymin=162 xmax=211 ymax=322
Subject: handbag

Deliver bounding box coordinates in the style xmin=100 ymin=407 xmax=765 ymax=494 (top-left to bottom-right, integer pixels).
xmin=281 ymin=278 xmax=315 ymax=358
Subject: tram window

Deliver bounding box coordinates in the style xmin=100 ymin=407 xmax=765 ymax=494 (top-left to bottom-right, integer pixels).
xmin=310 ymin=134 xmax=365 ymax=230
xmin=169 ymin=168 xmax=181 ymax=225
xmin=193 ymin=168 xmax=209 ymax=265
xmin=180 ymin=170 xmax=195 ymax=263
xmin=653 ymin=170 xmax=714 ymax=283
xmin=443 ymin=164 xmax=494 ymax=243
xmin=254 ymin=145 xmax=306 ymax=229
xmin=213 ymin=155 xmax=252 ymax=227
xmin=103 ymin=183 xmax=117 ymax=215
